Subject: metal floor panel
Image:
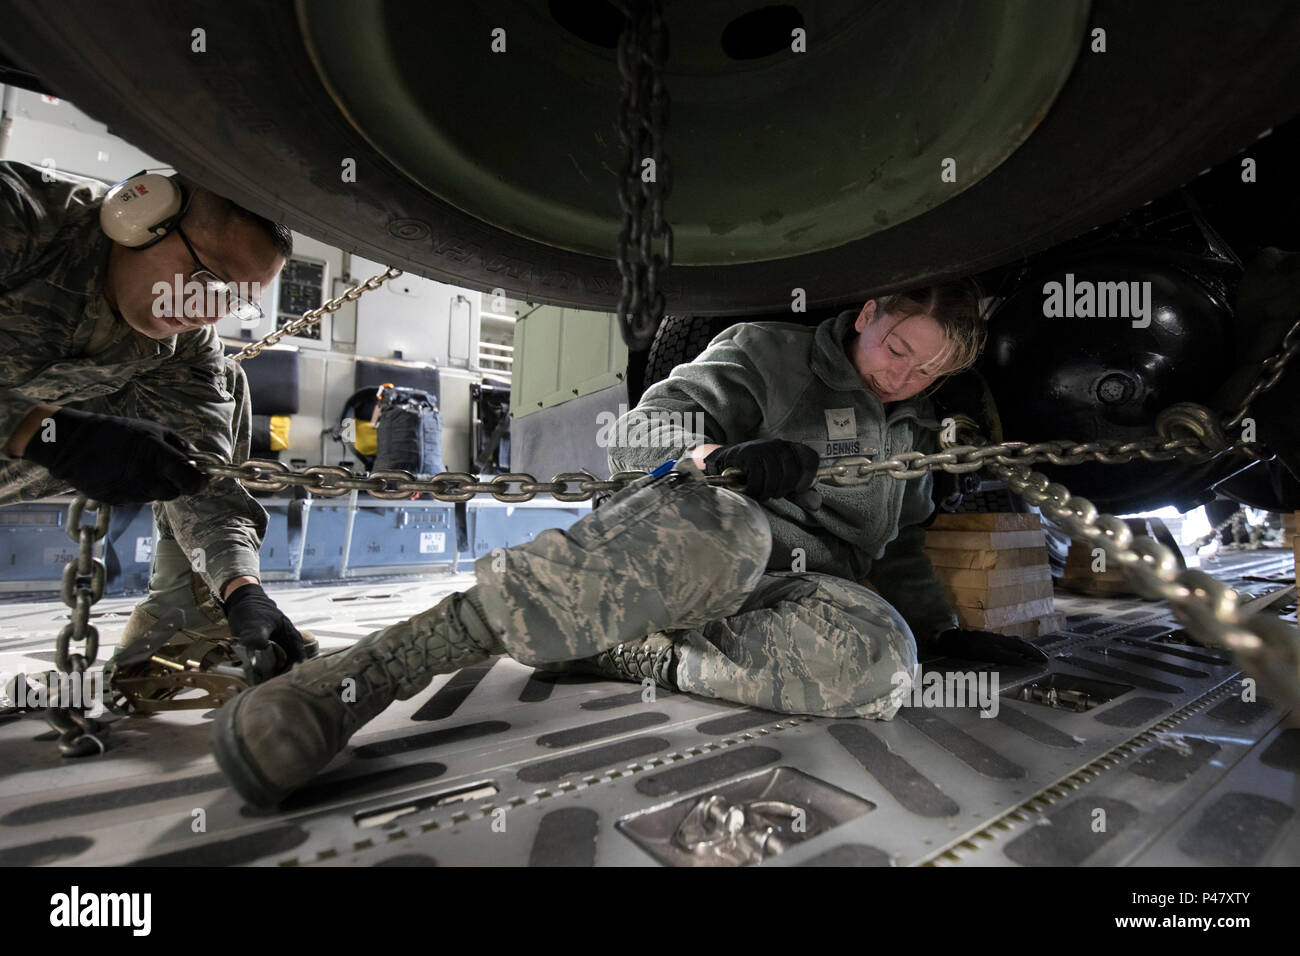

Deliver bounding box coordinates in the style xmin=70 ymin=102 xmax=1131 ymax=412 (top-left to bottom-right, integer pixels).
xmin=1 ymin=552 xmax=1296 ymax=866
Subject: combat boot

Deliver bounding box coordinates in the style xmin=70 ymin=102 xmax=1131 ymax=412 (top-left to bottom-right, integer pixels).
xmin=547 ymin=634 xmax=680 ymax=690
xmin=210 ymin=588 xmax=502 ymax=808
xmin=214 ymin=457 xmax=772 ymax=807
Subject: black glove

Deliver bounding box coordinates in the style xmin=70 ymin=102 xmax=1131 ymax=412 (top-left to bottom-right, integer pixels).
xmin=21 ymin=407 xmax=207 ymax=505
xmin=222 ymin=583 xmax=306 ymax=666
xmin=928 ymin=628 xmax=1051 ymax=666
xmin=704 ymin=439 xmax=820 ymax=503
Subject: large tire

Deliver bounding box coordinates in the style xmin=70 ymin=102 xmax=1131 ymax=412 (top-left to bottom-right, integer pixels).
xmin=641 ymin=315 xmax=737 ymax=395
xmin=2 ymin=1 xmax=1299 ymax=315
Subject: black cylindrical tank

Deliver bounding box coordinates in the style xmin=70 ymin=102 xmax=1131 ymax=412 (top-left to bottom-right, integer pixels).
xmin=981 ymin=248 xmax=1243 ymax=512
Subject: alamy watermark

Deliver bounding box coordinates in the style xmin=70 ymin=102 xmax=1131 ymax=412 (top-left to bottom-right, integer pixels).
xmin=2 ymin=669 xmax=104 ymax=717
xmin=49 ymin=886 xmax=151 ymax=936
xmin=893 ymin=668 xmax=1001 ymax=718
xmin=595 ymin=404 xmax=707 ymax=449
xmin=151 ymin=275 xmax=263 ymax=323
xmin=1042 ymin=274 xmax=1153 ymax=328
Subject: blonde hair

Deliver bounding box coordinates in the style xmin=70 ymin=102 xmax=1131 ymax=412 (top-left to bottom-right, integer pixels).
xmin=871 ymin=279 xmax=988 ymax=383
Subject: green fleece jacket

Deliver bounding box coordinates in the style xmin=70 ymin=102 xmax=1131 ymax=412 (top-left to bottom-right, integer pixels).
xmin=606 ymin=309 xmax=959 ymax=644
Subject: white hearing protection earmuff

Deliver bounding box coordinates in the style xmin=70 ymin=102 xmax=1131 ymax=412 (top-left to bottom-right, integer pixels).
xmin=99 ymin=170 xmax=190 ymax=248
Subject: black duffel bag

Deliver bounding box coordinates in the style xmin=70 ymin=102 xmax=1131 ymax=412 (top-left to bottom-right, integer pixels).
xmin=373 ymin=385 xmax=445 ymax=477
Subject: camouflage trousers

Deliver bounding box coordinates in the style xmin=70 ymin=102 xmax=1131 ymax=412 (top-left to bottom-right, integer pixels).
xmin=472 ymin=458 xmax=918 ymax=720
xmin=130 ymin=358 xmax=253 ymax=636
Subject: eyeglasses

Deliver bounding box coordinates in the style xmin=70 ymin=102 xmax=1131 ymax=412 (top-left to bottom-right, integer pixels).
xmin=175 ymin=225 xmax=264 ymax=324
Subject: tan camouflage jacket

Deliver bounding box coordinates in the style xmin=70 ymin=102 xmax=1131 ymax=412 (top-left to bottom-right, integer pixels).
xmin=0 ymin=161 xmax=265 ymax=594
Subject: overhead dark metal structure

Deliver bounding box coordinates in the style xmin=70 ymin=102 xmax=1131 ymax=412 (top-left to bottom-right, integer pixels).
xmin=2 ymin=1 xmax=1300 ymax=314
xmin=299 ymin=0 xmax=1086 ymax=265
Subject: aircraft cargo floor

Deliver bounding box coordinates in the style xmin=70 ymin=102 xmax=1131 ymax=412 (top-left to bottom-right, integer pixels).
xmin=2 ymin=551 xmax=1296 ymax=867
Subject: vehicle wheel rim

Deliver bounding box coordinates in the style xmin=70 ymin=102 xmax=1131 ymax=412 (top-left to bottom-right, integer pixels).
xmin=297 ymin=0 xmax=1090 ymax=265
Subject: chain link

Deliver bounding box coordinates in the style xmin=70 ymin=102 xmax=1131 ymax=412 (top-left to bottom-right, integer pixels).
xmin=48 ymin=495 xmax=111 ymax=757
xmin=1222 ymin=313 xmax=1300 ymax=433
xmin=227 ymin=266 xmax=404 ymax=363
xmin=985 ymin=455 xmax=1299 ymax=710
xmin=1192 ymin=507 xmax=1245 ymax=550
xmin=192 ymin=431 xmax=1216 ymax=502
xmin=613 ymin=0 xmax=673 ymax=352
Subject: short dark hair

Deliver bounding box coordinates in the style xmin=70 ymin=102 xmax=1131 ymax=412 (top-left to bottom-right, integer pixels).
xmin=176 ymin=177 xmax=293 ymax=260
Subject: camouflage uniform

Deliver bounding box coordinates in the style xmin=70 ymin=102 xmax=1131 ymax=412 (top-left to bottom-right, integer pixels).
xmin=478 ymin=314 xmax=946 ymax=717
xmin=477 ymin=462 xmax=920 ymax=721
xmin=571 ymin=313 xmax=959 ymax=718
xmin=0 ymin=161 xmax=265 ymax=601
